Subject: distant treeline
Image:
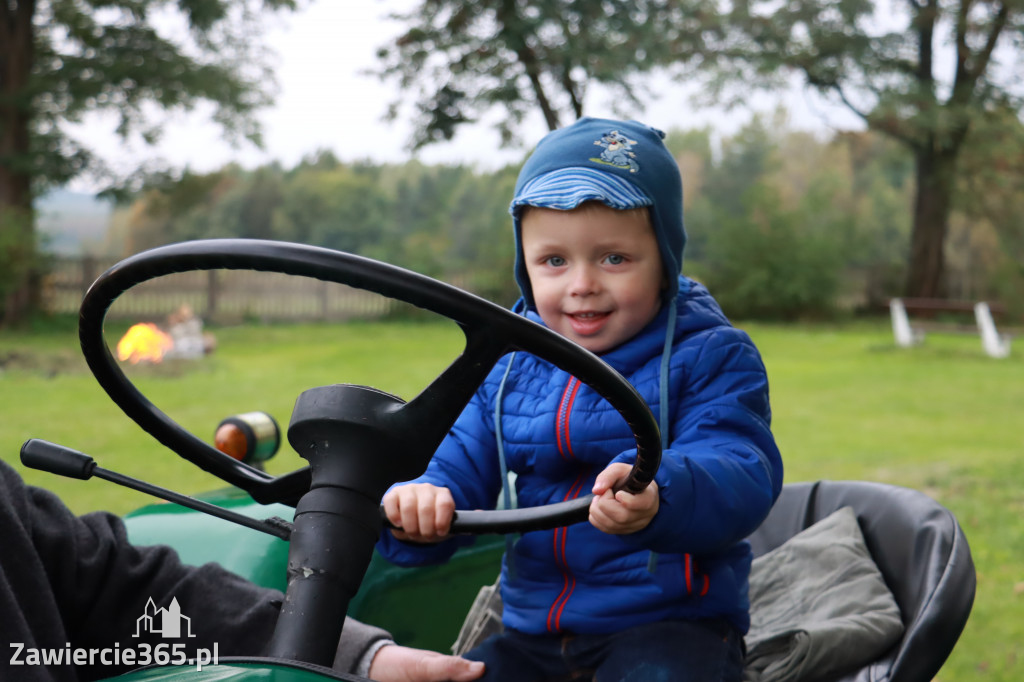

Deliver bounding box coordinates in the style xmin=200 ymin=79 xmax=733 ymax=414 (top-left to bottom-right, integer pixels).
xmin=98 ymin=112 xmax=1024 ymax=321
xmin=105 ymin=155 xmax=524 ymax=308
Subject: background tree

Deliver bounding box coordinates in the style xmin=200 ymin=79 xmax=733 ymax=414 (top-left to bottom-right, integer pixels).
xmin=953 ymin=105 xmax=1024 ymax=313
xmin=689 ymin=0 xmax=1024 ymax=298
xmin=379 ymin=1 xmax=1023 ymax=304
xmin=0 ymin=0 xmax=297 ymax=326
xmin=686 ymin=112 xmax=855 ymax=319
xmin=372 ymin=0 xmax=690 ymax=148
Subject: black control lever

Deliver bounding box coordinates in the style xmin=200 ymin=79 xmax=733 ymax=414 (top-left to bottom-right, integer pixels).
xmin=20 ymin=438 xmax=293 ymax=541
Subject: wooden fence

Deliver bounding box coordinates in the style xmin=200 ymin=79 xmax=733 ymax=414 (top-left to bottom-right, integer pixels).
xmin=43 ymin=256 xmax=402 ymax=323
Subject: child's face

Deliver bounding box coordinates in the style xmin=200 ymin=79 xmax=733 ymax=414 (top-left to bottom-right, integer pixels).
xmin=521 ymin=203 xmax=663 ymax=354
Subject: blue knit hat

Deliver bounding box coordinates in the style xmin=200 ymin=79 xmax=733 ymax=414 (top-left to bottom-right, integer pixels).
xmin=510 ymin=117 xmax=686 ymax=310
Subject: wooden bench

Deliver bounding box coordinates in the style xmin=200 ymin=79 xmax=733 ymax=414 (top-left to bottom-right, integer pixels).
xmin=889 ymin=298 xmax=1011 ymax=358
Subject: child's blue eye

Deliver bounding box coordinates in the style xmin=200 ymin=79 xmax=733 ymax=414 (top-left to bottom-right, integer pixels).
xmin=605 ymin=254 xmax=625 ymax=265
xmin=547 ymin=256 xmax=566 ymax=267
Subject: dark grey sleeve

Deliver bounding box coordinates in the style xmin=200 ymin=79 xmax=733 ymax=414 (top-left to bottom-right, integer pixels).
xmin=0 ymin=458 xmax=392 ymax=679
xmin=334 ymin=617 xmax=393 ymax=674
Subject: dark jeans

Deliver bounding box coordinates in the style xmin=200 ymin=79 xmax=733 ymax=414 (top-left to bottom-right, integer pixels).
xmin=463 ymin=618 xmax=744 ymax=682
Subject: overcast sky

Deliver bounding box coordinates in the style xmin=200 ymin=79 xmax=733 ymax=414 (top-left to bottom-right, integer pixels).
xmin=66 ymin=1 xmax=863 ymax=190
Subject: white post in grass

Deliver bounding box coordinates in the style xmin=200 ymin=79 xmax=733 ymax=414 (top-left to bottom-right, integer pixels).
xmin=975 ymin=302 xmax=1011 ymax=359
xmin=890 ymin=299 xmax=920 ymax=348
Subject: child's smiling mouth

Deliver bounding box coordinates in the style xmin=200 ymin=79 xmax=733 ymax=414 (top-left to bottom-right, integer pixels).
xmin=567 ymin=310 xmax=612 ymax=336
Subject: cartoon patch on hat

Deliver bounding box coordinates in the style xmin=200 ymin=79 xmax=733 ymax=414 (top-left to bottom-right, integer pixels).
xmin=591 ymin=130 xmax=640 ymax=173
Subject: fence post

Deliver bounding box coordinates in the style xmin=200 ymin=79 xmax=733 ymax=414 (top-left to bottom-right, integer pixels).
xmin=207 ymin=270 xmax=219 ymax=318
xmin=81 ymin=256 xmax=96 ymax=299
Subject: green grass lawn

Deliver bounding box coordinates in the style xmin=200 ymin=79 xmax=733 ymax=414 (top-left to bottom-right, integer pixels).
xmin=1 ymin=318 xmax=1021 ymax=679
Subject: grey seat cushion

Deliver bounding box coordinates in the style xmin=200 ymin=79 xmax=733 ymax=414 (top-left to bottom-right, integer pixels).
xmin=743 ymin=507 xmax=904 ymax=681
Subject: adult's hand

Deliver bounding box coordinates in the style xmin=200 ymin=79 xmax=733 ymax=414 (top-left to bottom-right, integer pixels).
xmin=368 ymin=643 xmax=486 ymax=682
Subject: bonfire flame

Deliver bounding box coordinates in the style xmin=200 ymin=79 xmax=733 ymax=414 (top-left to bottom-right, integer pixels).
xmin=117 ymin=323 xmax=174 ymax=364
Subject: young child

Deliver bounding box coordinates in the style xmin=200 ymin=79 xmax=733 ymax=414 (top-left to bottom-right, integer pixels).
xmin=378 ymin=117 xmax=783 ymax=681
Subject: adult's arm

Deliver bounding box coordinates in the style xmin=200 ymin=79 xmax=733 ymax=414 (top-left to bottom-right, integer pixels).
xmin=0 ymin=458 xmax=390 ymax=680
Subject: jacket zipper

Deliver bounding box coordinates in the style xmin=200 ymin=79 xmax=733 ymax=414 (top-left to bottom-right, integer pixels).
xmin=547 ymin=376 xmax=583 ymax=632
xmin=684 ymin=553 xmax=710 ymax=597
xmin=555 ymin=376 xmax=581 ymax=461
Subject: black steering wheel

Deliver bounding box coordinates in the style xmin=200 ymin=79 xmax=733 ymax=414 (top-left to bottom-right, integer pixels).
xmin=80 ymin=239 xmax=664 ymax=665
xmin=79 ymin=239 xmax=661 ymax=534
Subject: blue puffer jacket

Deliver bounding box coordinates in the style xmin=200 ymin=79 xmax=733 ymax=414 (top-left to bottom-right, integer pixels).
xmin=377 ymin=276 xmax=783 ymax=636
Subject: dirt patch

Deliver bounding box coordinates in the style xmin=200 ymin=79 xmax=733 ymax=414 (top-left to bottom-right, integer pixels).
xmin=0 ymin=349 xmax=87 ymax=378
xmin=119 ymin=357 xmax=208 ymax=378
xmin=0 ymin=349 xmax=208 ymax=379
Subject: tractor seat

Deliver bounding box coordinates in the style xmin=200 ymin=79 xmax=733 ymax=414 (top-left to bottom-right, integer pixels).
xmin=745 ymin=480 xmax=975 ymax=682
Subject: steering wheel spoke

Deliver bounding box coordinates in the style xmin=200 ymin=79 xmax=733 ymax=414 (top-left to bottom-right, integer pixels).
xmin=398 ymin=323 xmax=510 ymax=457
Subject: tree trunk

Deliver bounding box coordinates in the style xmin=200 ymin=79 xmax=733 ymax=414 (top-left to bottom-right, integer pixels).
xmin=496 ymin=0 xmax=561 ymax=132
xmin=0 ymin=0 xmax=38 ymax=327
xmin=904 ymin=147 xmax=959 ymax=298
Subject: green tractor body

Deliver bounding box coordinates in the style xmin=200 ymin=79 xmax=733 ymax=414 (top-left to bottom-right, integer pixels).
xmin=120 ymin=487 xmax=504 ymax=679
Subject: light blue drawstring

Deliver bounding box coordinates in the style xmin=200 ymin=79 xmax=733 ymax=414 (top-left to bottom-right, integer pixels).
xmin=648 ymin=297 xmax=678 ymax=573
xmin=495 ymin=352 xmax=518 ymax=578
xmin=660 ymin=301 xmax=677 ymax=452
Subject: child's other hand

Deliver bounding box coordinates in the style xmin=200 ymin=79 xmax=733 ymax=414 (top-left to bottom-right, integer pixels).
xmin=382 ymin=483 xmax=456 ymax=543
xmin=589 ymin=462 xmax=659 ymax=534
